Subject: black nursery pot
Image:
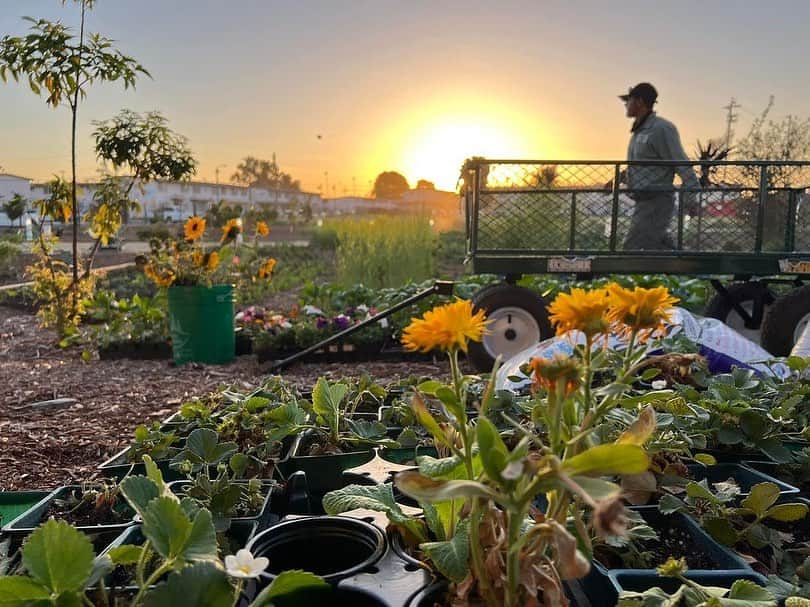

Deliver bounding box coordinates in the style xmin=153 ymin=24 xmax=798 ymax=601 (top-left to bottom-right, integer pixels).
xmin=247 ymin=516 xmax=386 ymax=584
xmin=686 ymin=463 xmax=799 ymax=496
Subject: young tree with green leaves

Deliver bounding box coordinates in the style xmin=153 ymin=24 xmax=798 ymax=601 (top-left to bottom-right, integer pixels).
xmin=0 ymin=0 xmax=149 ymax=306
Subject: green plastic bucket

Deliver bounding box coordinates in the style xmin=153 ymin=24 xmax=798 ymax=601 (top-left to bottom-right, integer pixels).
xmin=167 ymin=284 xmax=235 ymax=365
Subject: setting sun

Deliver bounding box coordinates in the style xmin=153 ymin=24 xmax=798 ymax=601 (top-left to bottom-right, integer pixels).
xmin=397 ymin=115 xmax=532 ymax=191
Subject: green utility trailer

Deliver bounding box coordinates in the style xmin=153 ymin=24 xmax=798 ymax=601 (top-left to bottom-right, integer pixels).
xmin=462 ymin=159 xmax=810 ymax=370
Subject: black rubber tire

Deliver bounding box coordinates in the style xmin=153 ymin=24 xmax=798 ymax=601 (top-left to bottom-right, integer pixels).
xmin=759 ymin=285 xmax=810 ymax=356
xmin=703 ymin=281 xmax=775 ymax=336
xmin=467 ymin=283 xmax=553 ymax=372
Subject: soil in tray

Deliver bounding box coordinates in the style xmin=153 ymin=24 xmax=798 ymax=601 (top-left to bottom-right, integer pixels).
xmin=297 ymin=431 xmax=367 ymax=456
xmin=45 ymin=489 xmax=134 ymax=527
xmin=595 ymin=523 xmax=714 ymax=570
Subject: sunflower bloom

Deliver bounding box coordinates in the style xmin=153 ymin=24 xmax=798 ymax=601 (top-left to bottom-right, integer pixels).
xmin=530 ymin=354 xmax=582 ymax=396
xmin=143 ymin=262 xmax=176 ymax=288
xmin=192 ymin=250 xmax=204 ymax=267
xmin=547 ymin=288 xmax=610 ymax=337
xmin=256 ymin=221 xmax=270 ymax=237
xmin=205 ymin=251 xmax=220 ymax=271
xmin=606 ymin=284 xmax=679 ymax=338
xmin=401 ymin=299 xmax=489 ymax=353
xmin=258 ymin=258 xmax=277 ymax=279
xmin=221 ymin=218 xmax=242 ymax=243
xmin=184 ymin=216 xmax=206 ymax=241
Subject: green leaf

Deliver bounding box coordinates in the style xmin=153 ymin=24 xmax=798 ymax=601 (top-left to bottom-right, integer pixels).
xmin=764 ymin=502 xmax=809 ymax=522
xmin=573 ymin=476 xmax=622 ymax=501
xmin=703 ymin=517 xmax=738 ymax=546
xmin=142 ymin=497 xmax=191 ymax=560
xmin=322 ymin=484 xmax=427 ymax=542
xmin=143 ymin=455 xmax=173 ymax=498
xmin=412 ymin=396 xmax=452 ymax=449
xmin=185 ymin=429 xmax=238 ymax=465
xmin=120 ymin=475 xmax=160 ymax=516
xmin=251 ymin=570 xmax=329 ymax=606
xmin=476 ymin=417 xmax=508 ymax=483
xmin=416 ymin=380 xmax=445 ymax=395
xmin=107 ymin=544 xmax=144 ymax=565
xmin=435 ymin=387 xmax=465 ymax=421
xmin=422 ymin=502 xmax=445 ymax=541
xmin=395 ymin=471 xmax=494 ymax=503
xmin=229 ymin=453 xmax=249 ymax=477
xmin=563 ymin=444 xmax=649 ymax=476
xmin=726 ymin=578 xmax=777 ymax=603
xmin=420 ymin=519 xmax=470 ymax=582
xmin=693 ymin=453 xmax=717 ymax=466
xmin=758 ymin=437 xmax=794 ymax=464
xmin=686 ymin=480 xmax=721 ymax=504
xmin=181 ymin=509 xmax=219 ymax=563
xmin=741 ymin=483 xmax=780 ymax=518
xmin=143 ymin=562 xmax=233 ymax=607
xmin=22 ymin=519 xmax=95 ymax=594
xmin=658 ymin=494 xmax=687 ymax=514
xmin=0 ymin=576 xmax=49 ymax=603
xmin=740 ymin=410 xmax=768 ymax=439
xmin=717 ymin=425 xmax=744 ymax=445
xmin=312 ymin=377 xmax=347 ymax=434
xmin=417 ymin=454 xmax=464 ymax=478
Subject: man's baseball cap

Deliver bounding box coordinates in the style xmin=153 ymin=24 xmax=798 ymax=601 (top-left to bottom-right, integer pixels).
xmin=619 ymin=82 xmax=658 ymax=105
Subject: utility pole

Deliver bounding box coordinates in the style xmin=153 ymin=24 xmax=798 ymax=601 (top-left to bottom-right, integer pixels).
xmin=722 ymin=97 xmax=740 ymax=150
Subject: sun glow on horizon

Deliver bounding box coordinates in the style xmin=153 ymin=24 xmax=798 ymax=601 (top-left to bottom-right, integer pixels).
xmin=392 ymin=108 xmax=544 ymax=192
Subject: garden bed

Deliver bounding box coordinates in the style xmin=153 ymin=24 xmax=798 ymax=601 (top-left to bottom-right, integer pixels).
xmin=0 ymin=306 xmax=450 ymax=491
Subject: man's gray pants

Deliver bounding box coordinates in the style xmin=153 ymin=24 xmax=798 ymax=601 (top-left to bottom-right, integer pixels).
xmin=624 ymin=192 xmax=675 ymax=250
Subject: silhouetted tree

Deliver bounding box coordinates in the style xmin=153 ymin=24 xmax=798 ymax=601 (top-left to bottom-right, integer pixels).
xmin=372 ymin=171 xmax=409 ymax=199
xmin=231 ymin=154 xmax=300 ymax=191
xmin=416 ymin=179 xmax=435 ymax=190
xmin=694 ymin=138 xmax=731 ymax=187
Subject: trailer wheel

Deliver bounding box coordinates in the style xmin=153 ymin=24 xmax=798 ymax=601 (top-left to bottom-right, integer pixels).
xmin=759 ymin=285 xmax=810 ymax=356
xmin=467 ymin=284 xmax=552 ymax=372
xmin=703 ymin=281 xmax=775 ymax=345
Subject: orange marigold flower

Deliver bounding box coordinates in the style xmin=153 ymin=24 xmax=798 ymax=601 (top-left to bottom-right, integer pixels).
xmin=547 ymin=287 xmax=610 ymax=337
xmin=184 ymin=216 xmax=206 ymax=241
xmin=221 ymin=218 xmax=242 ymax=243
xmin=530 ymin=354 xmax=582 ymax=396
xmin=401 ymin=299 xmax=489 ymax=354
xmin=256 ymin=221 xmax=270 ymax=237
xmin=606 ymin=284 xmax=679 ymax=338
xmin=257 ymin=258 xmax=277 ymax=279
xmin=205 ymin=251 xmax=220 ymax=271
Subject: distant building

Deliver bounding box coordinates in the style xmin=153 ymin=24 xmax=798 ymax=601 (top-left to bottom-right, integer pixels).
xmin=0 ymin=174 xmax=33 ymax=226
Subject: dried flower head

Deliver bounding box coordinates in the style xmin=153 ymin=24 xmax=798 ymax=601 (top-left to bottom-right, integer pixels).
xmin=547 ymin=287 xmax=610 ymax=338
xmin=592 ymin=496 xmax=628 ymax=539
xmin=401 ymin=299 xmax=489 ymax=354
xmin=529 ymin=354 xmax=582 ymax=396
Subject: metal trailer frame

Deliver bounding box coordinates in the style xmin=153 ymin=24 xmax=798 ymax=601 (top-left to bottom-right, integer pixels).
xmin=460 ymin=159 xmax=810 ymax=367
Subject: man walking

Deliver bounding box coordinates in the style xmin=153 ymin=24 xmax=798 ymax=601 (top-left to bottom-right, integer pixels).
xmin=619 ymin=82 xmax=700 ymax=250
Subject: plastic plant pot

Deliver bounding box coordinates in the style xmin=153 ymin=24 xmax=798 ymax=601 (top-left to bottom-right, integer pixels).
xmin=379 ymin=446 xmax=438 ymax=467
xmin=247 ymin=516 xmax=385 ymax=584
xmin=97 ymin=447 xmax=182 ymax=482
xmin=687 ymin=463 xmax=799 ymax=497
xmin=3 ymin=485 xmax=136 ymax=538
xmin=167 ymin=480 xmax=278 ymax=528
xmin=0 ymin=491 xmax=49 ymax=528
xmin=602 ymin=507 xmax=753 ymax=575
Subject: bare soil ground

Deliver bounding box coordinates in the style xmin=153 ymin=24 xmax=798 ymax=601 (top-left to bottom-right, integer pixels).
xmin=0 ymin=306 xmax=451 ymax=491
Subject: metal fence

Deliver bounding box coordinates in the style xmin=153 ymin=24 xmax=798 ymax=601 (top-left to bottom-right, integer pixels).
xmin=463 ymin=160 xmax=810 ymax=276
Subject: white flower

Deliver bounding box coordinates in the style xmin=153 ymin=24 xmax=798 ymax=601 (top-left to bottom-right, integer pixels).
xmin=302 ymin=305 xmax=324 ymax=316
xmin=234 ymin=312 xmax=245 ymax=322
xmin=651 ymin=380 xmax=668 ymax=390
xmin=224 ymin=549 xmax=269 ymax=579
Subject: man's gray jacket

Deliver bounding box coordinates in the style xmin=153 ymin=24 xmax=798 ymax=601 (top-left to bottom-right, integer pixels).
xmin=626 ymin=113 xmax=701 ymax=194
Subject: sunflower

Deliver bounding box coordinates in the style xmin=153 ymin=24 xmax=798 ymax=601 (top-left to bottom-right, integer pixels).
xmin=606 ymin=284 xmax=679 ymax=337
xmin=257 ymin=258 xmax=277 ymax=279
xmin=192 ymin=250 xmax=204 ymax=267
xmin=184 ymin=216 xmax=206 ymax=242
xmin=256 ymin=221 xmax=270 ymax=237
xmin=401 ymin=299 xmax=489 ymax=353
xmin=221 ymin=218 xmax=242 ymax=243
xmin=205 ymin=251 xmax=220 ymax=271
xmin=529 ymin=354 xmax=582 ymax=396
xmin=547 ymin=287 xmax=610 ymax=338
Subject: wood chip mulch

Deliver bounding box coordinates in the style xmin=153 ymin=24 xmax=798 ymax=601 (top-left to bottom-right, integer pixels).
xmin=0 ymin=307 xmax=450 ymax=491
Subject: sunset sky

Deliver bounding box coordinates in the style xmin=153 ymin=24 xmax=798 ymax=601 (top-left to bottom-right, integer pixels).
xmin=2 ymin=0 xmax=810 ymax=194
